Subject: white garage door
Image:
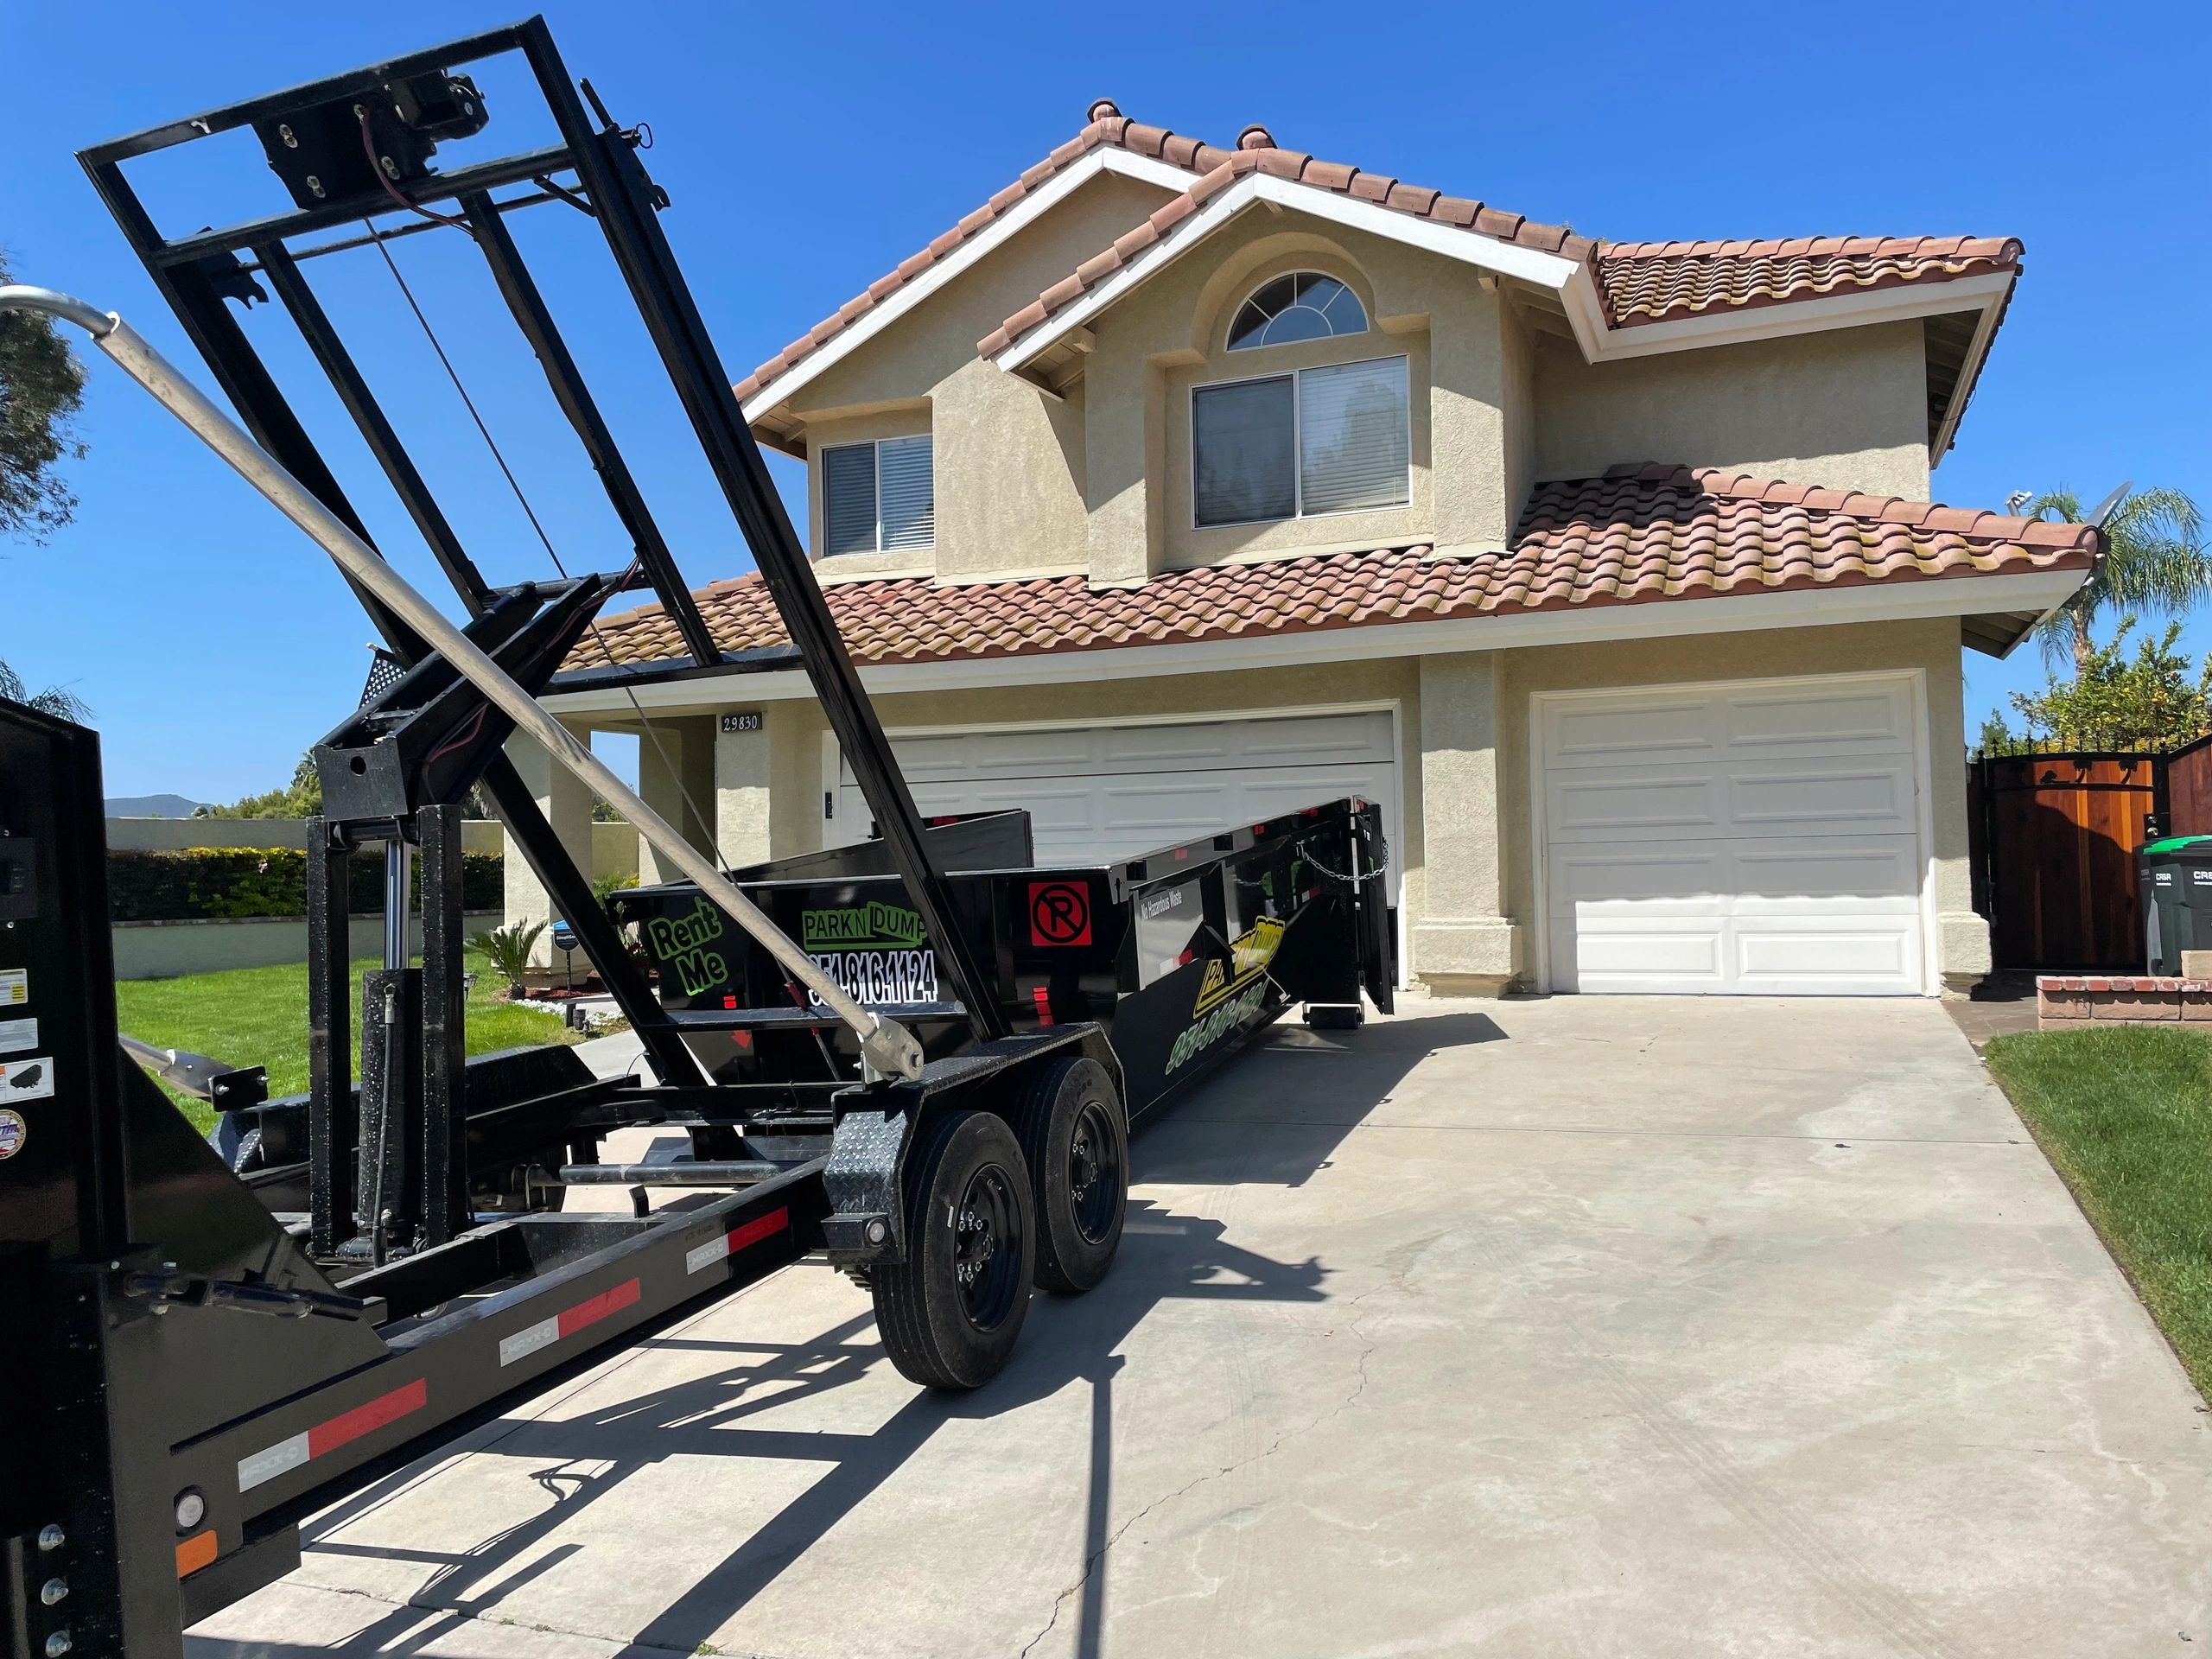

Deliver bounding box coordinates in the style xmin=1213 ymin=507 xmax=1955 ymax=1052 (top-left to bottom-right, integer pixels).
xmin=835 ymin=709 xmax=1400 ymax=872
xmin=1539 ymin=676 xmax=1927 ymax=995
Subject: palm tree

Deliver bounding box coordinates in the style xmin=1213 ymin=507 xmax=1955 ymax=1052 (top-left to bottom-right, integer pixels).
xmin=2028 ymin=486 xmax=2208 ymax=673
xmin=0 ymin=659 xmax=87 ymax=721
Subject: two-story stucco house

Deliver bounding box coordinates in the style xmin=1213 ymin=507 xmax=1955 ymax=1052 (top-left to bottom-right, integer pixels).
xmin=529 ymin=105 xmax=2095 ymax=1000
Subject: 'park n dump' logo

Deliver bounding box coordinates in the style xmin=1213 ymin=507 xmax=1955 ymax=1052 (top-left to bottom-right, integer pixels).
xmin=799 ymin=902 xmax=936 ymax=1008
xmin=800 ymin=901 xmax=927 ymax=951
xmin=644 ymin=896 xmax=728 ymax=997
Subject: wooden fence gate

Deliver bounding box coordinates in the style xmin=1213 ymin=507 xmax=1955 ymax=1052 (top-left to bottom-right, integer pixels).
xmin=1971 ymin=751 xmax=2163 ymax=971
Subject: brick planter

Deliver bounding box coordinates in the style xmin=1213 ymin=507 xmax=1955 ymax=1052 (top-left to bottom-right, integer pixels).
xmin=2037 ymin=976 xmax=2212 ymax=1025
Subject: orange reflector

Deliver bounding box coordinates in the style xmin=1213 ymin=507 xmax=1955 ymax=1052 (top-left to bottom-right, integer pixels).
xmin=176 ymin=1529 xmax=219 ymax=1578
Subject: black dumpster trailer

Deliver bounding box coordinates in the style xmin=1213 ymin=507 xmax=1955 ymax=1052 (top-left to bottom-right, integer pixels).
xmin=0 ymin=22 xmax=1389 ymax=1657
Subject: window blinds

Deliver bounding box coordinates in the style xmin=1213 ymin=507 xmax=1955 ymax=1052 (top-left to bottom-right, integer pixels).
xmin=876 ymin=435 xmax=935 ymax=551
xmin=1297 ymin=358 xmax=1409 ymax=515
xmin=823 ymin=443 xmax=879 ymax=556
xmin=822 ymin=436 xmax=934 ymax=554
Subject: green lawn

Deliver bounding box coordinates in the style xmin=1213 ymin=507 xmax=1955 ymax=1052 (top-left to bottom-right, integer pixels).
xmin=1984 ymin=1023 xmax=2212 ymax=1401
xmin=116 ymin=948 xmax=581 ymax=1133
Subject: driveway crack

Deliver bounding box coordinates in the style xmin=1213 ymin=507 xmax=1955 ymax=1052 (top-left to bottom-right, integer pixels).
xmin=1016 ymin=1287 xmax=1384 ymax=1659
xmin=280 ymin=1574 xmax=809 ymax=1658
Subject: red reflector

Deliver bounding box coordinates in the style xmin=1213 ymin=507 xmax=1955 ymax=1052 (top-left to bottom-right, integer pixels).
xmin=1030 ymin=984 xmax=1055 ymax=1027
xmin=727 ymin=1208 xmax=788 ymax=1252
xmin=732 ymin=1030 xmax=753 ymax=1048
xmin=1252 ymin=823 xmax=1268 ymax=836
xmin=722 ymin=995 xmax=738 ymax=1010
xmin=1177 ymin=948 xmax=1194 ymax=966
xmin=1173 ymin=847 xmax=1188 ymax=860
xmin=307 ymin=1378 xmax=427 ymax=1459
xmin=556 ymin=1277 xmax=640 ymax=1341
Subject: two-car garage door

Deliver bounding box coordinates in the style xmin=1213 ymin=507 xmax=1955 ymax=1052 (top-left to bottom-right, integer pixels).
xmin=1540 ymin=675 xmax=1928 ymax=995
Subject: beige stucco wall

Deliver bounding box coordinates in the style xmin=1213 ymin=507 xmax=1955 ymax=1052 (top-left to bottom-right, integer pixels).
xmin=784 ymin=171 xmax=1168 ymax=580
xmin=1532 ymin=319 xmax=1932 ymax=499
xmin=1080 ymin=216 xmax=1522 ymax=581
xmin=763 ymin=175 xmax=1941 ymax=589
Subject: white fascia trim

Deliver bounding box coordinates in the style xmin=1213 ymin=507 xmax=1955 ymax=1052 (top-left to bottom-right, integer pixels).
xmin=1928 ymin=277 xmax=2012 ymax=466
xmin=996 ymin=173 xmax=2014 ymax=384
xmin=1560 ymin=267 xmax=2014 ymax=365
xmin=739 ymin=147 xmax=1195 ymax=423
xmin=995 ymin=173 xmax=1581 ymax=372
xmin=543 ymin=568 xmax=2084 ymax=717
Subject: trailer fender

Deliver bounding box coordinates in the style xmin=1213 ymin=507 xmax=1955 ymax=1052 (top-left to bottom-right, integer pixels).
xmin=820 ymin=1026 xmax=1116 ymax=1270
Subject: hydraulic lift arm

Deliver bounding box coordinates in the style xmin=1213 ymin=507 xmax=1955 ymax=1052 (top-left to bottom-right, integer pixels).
xmin=0 ymin=284 xmax=924 ymax=1084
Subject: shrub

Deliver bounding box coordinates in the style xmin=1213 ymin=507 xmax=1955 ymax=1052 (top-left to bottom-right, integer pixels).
xmin=590 ymin=868 xmax=640 ymax=905
xmin=472 ymin=920 xmax=544 ymax=998
xmin=108 ymin=847 xmax=505 ymax=922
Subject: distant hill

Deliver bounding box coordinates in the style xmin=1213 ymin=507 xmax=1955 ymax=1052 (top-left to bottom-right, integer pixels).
xmin=105 ymin=793 xmax=211 ymax=819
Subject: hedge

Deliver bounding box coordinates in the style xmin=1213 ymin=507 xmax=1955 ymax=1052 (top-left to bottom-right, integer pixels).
xmin=108 ymin=847 xmax=504 ymax=923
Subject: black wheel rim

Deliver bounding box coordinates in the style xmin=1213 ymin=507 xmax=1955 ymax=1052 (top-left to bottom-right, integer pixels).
xmin=953 ymin=1161 xmax=1025 ymax=1332
xmin=1067 ymin=1098 xmax=1122 ymax=1245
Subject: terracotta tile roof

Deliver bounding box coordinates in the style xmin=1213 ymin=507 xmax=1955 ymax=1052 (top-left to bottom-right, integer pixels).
xmin=744 ymin=101 xmax=2021 ymax=405
xmin=979 ymin=132 xmax=1591 ymax=359
xmin=1592 ymin=235 xmax=2024 ymax=327
xmin=733 ymin=103 xmax=1243 ymax=405
xmin=568 ymin=466 xmax=2094 ymax=673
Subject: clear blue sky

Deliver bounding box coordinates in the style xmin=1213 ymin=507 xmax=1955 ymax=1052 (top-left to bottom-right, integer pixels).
xmin=6 ymin=0 xmax=2205 ymax=799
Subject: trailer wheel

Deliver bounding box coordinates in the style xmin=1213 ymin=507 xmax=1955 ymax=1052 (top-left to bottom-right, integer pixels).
xmin=873 ymin=1109 xmax=1035 ymax=1389
xmin=1014 ymin=1057 xmax=1128 ymax=1294
xmin=1304 ymin=1003 xmax=1364 ymax=1031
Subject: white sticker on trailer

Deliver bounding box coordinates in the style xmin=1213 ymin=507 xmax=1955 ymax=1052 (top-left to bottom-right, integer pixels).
xmin=0 ymin=1018 xmax=34 ymax=1055
xmin=0 ymin=1056 xmax=54 ymax=1103
xmin=497 ymin=1316 xmax=563 ymax=1368
xmin=0 ymin=969 xmax=24 ymax=1007
xmin=237 ymin=1432 xmax=312 ymax=1492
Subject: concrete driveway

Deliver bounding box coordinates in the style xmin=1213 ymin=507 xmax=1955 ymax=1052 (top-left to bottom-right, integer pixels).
xmin=192 ymin=997 xmax=2212 ymax=1658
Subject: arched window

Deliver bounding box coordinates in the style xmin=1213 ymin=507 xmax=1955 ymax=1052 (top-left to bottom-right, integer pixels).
xmin=1227 ymin=271 xmax=1368 ymax=351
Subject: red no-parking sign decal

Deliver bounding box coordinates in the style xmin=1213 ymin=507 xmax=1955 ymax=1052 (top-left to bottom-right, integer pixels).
xmin=1028 ymin=881 xmax=1091 ymax=947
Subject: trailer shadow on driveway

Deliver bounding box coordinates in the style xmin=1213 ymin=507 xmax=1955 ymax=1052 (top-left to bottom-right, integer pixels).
xmin=198 ymin=1010 xmax=1497 ymax=1656
xmin=189 ymin=997 xmax=2212 ymax=1658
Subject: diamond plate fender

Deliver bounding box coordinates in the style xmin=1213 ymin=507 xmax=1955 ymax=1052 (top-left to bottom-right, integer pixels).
xmin=821 ymin=1026 xmax=1119 ymax=1266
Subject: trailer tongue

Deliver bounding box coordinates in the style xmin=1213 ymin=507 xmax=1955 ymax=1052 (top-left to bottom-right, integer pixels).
xmin=0 ymin=21 xmax=1389 ymax=1656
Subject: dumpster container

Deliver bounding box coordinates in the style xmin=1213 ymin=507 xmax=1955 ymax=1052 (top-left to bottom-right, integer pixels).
xmin=2139 ymin=834 xmax=2212 ymax=975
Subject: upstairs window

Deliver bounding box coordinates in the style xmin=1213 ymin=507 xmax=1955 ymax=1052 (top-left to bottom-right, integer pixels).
xmin=1192 ymin=355 xmax=1410 ymax=529
xmin=1227 ymin=271 xmax=1368 ymax=351
xmin=823 ymin=435 xmax=934 ymax=556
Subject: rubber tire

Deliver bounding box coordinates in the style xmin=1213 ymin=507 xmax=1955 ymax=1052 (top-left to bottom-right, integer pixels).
xmin=1014 ymin=1056 xmax=1128 ymax=1294
xmin=873 ymin=1109 xmax=1036 ymax=1390
xmin=1304 ymin=1003 xmax=1364 ymax=1031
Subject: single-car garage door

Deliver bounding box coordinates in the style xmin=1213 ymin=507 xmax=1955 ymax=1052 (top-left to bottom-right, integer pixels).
xmin=834 ymin=709 xmax=1400 ymax=870
xmin=1539 ymin=674 xmax=1927 ymax=995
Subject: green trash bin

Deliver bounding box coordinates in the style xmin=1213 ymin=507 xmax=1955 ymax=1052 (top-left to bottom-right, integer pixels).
xmin=2139 ymin=834 xmax=2212 ymax=975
